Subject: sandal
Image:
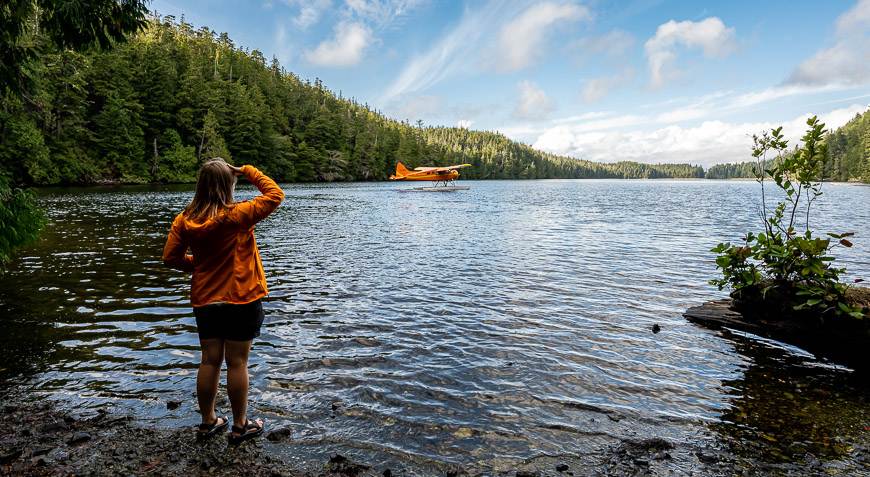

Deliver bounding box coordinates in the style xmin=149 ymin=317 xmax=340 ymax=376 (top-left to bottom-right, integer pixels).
xmin=197 ymin=415 xmax=229 ymax=440
xmin=228 ymin=418 xmax=264 ymax=445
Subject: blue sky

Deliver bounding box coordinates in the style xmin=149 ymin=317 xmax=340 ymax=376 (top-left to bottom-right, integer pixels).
xmin=150 ymin=0 xmax=870 ymax=166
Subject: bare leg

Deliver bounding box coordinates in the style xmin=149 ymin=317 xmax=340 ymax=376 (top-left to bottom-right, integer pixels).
xmin=225 ymin=339 xmax=254 ymax=428
xmin=197 ymin=338 xmax=224 ymax=424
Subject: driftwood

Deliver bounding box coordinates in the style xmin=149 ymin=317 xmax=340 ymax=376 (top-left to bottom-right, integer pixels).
xmin=684 ymin=299 xmax=869 ymax=370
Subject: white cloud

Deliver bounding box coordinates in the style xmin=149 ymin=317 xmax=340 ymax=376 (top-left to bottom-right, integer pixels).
xmin=530 ymin=103 xmax=869 ymax=166
xmin=513 ymin=80 xmax=555 ymax=120
xmin=788 ymin=0 xmax=870 ymax=87
xmin=304 ymin=21 xmax=372 ymax=67
xmin=457 ymin=119 xmax=474 ymax=129
xmin=496 ymin=2 xmax=590 ymax=71
xmin=644 ymin=17 xmax=736 ymax=88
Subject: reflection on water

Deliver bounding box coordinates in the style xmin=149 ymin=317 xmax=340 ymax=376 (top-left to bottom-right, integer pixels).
xmin=0 ymin=180 xmax=868 ymax=472
xmin=712 ymin=329 xmax=870 ymax=466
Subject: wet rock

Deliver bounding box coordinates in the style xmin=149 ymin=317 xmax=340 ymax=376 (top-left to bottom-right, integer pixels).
xmin=651 ymin=324 xmax=661 ymax=334
xmin=555 ymin=463 xmax=569 ymax=472
xmin=38 ymin=420 xmax=69 ymax=433
xmin=354 ymin=337 xmax=378 ymax=346
xmin=67 ymin=431 xmax=91 ymax=445
xmin=31 ymin=446 xmax=54 ymax=457
xmin=382 ymin=469 xmax=392 ymax=477
xmin=266 ymin=426 xmax=293 ymax=442
xmin=445 ymin=467 xmax=467 ymax=477
xmin=324 ymin=454 xmax=370 ymax=476
xmin=50 ymin=449 xmax=69 ymax=463
xmin=652 ymin=451 xmax=671 ymax=460
xmin=0 ymin=448 xmax=22 ymax=465
xmin=166 ymin=400 xmax=182 ymax=410
xmin=695 ymin=451 xmax=718 ymax=464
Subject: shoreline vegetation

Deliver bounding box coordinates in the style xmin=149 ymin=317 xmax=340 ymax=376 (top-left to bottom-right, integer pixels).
xmin=699 ymin=118 xmax=869 ymax=369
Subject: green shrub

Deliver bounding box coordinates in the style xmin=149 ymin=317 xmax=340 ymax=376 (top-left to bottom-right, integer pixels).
xmin=711 ymin=117 xmax=865 ymax=320
xmin=0 ymin=177 xmax=45 ymax=263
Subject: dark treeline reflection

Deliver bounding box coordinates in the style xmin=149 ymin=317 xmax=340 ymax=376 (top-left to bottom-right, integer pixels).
xmin=710 ymin=329 xmax=869 ymax=466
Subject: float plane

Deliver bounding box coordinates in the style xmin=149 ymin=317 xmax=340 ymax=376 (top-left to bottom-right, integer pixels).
xmin=389 ymin=162 xmax=472 ymax=191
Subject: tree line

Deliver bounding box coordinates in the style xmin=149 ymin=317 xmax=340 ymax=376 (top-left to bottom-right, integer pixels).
xmin=1 ymin=16 xmax=707 ymax=188
xmin=706 ymin=111 xmax=870 ymax=181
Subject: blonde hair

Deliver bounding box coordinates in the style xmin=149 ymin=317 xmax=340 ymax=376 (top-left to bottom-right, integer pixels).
xmin=183 ymin=158 xmax=236 ymax=222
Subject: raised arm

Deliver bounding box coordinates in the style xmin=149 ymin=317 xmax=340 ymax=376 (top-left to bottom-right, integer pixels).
xmin=162 ymin=213 xmax=194 ymax=272
xmin=231 ymin=165 xmax=285 ymax=228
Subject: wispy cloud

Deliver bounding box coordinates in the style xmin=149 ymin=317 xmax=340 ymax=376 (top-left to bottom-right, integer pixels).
xmin=284 ymin=0 xmax=332 ymax=29
xmin=495 ymin=1 xmax=590 ymax=71
xmin=581 ymin=68 xmax=634 ymax=102
xmin=571 ymin=29 xmax=635 ymax=60
xmin=380 ymin=1 xmax=587 ymax=105
xmin=379 ymin=1 xmax=512 ymax=104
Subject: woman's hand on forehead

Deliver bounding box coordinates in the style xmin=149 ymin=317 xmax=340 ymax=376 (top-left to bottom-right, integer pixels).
xmin=227 ymin=164 xmax=244 ymax=177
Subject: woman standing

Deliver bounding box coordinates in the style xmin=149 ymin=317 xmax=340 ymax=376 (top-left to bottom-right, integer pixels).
xmin=163 ymin=158 xmax=284 ymax=444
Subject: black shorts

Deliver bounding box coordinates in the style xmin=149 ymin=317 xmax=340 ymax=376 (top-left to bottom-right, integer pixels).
xmin=193 ymin=299 xmax=265 ymax=342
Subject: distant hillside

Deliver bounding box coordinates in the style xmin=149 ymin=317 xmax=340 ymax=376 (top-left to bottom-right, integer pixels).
xmin=0 ymin=16 xmax=705 ymax=186
xmin=706 ymin=110 xmax=870 ymax=182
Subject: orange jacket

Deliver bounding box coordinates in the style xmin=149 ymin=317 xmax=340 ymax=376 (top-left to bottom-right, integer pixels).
xmin=163 ymin=165 xmax=285 ymax=307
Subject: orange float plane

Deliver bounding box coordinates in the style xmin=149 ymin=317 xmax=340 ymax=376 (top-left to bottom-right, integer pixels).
xmin=389 ymin=162 xmax=472 ymax=191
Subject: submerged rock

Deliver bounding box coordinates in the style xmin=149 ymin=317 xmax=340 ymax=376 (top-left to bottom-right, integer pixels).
xmin=67 ymin=431 xmax=91 ymax=445
xmin=324 ymin=454 xmax=370 ymax=476
xmin=265 ymin=426 xmax=293 ymax=442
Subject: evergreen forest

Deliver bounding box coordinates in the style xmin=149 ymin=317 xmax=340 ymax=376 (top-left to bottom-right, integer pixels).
xmin=1 ymin=16 xmax=709 ymax=187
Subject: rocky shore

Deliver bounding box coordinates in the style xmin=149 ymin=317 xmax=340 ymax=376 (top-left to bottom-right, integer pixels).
xmin=0 ymin=393 xmax=691 ymax=476
xmin=2 ymin=391 xmax=867 ymax=476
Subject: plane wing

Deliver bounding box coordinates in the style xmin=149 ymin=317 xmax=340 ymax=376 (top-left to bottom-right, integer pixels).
xmin=412 ymin=164 xmax=472 ymax=172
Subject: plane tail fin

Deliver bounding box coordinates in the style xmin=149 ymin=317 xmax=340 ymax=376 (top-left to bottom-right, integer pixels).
xmin=390 ymin=162 xmax=410 ymax=180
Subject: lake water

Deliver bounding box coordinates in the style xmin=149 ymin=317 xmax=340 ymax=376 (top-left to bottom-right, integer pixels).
xmin=1 ymin=180 xmax=868 ymax=473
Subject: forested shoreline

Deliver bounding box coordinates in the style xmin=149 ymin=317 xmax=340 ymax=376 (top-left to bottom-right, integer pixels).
xmin=0 ymin=16 xmax=710 ymax=188
xmin=706 ymin=110 xmax=870 ymax=181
